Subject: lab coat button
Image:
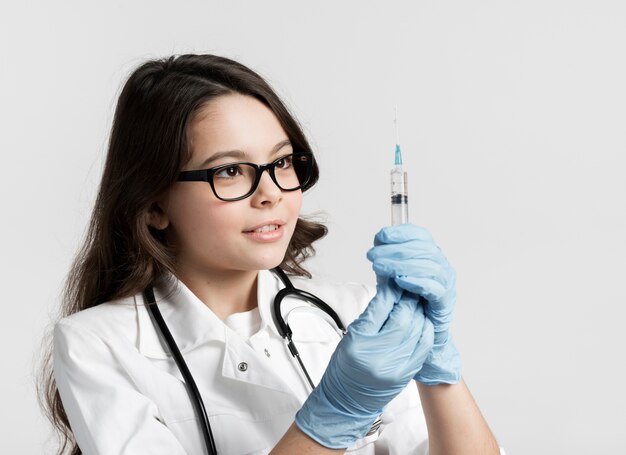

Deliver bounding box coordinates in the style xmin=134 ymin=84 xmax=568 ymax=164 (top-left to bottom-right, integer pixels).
xmin=238 ymin=362 xmax=248 ymax=372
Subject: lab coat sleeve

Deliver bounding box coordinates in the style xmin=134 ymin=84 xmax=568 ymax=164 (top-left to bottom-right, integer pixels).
xmin=53 ymin=319 xmax=189 ymax=455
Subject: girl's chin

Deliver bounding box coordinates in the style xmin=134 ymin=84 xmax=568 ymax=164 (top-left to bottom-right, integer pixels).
xmin=250 ymin=255 xmax=287 ymax=272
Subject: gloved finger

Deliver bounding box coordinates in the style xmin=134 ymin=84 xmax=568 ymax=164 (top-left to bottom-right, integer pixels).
xmin=394 ymin=276 xmax=448 ymax=304
xmin=349 ymin=281 xmax=403 ymax=335
xmin=366 ymin=240 xmax=445 ymax=263
xmin=410 ymin=317 xmax=435 ymax=371
xmin=368 ymin=296 xmax=425 ymax=386
xmin=380 ymin=292 xmax=425 ymax=339
xmin=373 ymin=224 xmax=434 ymax=246
xmin=371 ymin=258 xmax=449 ymax=287
xmin=424 ymin=305 xmax=455 ymax=332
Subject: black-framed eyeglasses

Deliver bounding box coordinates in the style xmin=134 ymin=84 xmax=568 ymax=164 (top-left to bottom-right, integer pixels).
xmin=177 ymin=152 xmax=314 ymax=201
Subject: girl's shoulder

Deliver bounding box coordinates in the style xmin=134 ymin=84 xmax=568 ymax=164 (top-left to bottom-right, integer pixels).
xmin=54 ymin=294 xmax=140 ymax=346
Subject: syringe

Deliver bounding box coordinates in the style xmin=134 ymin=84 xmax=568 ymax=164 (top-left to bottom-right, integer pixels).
xmin=391 ymin=108 xmax=409 ymax=225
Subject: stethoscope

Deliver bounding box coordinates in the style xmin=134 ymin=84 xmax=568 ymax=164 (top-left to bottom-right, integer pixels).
xmin=143 ymin=267 xmax=356 ymax=455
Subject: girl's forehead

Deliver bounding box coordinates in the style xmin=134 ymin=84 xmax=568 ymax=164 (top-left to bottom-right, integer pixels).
xmin=191 ymin=94 xmax=277 ymax=132
xmin=188 ymin=94 xmax=289 ymax=163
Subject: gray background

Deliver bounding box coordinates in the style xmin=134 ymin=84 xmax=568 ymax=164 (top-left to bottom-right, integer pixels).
xmin=1 ymin=1 xmax=625 ymax=453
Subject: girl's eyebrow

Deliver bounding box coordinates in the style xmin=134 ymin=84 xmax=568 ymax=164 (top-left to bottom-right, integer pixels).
xmin=198 ymin=139 xmax=292 ymax=168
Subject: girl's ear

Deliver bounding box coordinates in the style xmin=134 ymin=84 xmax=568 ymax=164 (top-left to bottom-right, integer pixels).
xmin=147 ymin=201 xmax=170 ymax=230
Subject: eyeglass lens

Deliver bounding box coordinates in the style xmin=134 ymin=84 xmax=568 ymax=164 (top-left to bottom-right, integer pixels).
xmin=213 ymin=154 xmax=310 ymax=200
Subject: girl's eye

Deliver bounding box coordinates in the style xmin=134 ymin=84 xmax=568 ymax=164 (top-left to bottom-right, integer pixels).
xmin=274 ymin=155 xmax=293 ymax=169
xmin=215 ymin=165 xmax=243 ymax=179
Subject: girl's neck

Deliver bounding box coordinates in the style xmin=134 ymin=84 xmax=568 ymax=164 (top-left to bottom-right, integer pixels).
xmin=175 ymin=266 xmax=259 ymax=320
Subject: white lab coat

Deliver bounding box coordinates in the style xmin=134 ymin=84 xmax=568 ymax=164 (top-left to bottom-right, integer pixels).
xmin=53 ymin=269 xmax=495 ymax=455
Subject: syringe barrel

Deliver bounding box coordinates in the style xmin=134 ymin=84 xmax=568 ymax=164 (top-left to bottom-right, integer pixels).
xmin=390 ymin=167 xmax=409 ymax=225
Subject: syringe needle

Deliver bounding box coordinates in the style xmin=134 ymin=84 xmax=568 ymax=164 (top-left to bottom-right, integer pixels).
xmin=394 ymin=105 xmax=400 ymax=146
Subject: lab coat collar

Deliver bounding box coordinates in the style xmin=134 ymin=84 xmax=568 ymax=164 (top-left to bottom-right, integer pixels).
xmin=135 ymin=269 xmax=284 ymax=359
xmin=256 ymin=268 xmax=284 ymax=338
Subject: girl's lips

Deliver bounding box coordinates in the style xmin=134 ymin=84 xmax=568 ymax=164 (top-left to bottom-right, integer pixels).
xmin=243 ymin=219 xmax=286 ymax=232
xmin=243 ymin=224 xmax=285 ymax=242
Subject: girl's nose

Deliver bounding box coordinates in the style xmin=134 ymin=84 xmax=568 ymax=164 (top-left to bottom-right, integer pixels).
xmin=250 ymin=169 xmax=282 ymax=206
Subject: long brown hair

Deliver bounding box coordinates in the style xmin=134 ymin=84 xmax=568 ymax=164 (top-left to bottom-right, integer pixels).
xmin=36 ymin=54 xmax=327 ymax=454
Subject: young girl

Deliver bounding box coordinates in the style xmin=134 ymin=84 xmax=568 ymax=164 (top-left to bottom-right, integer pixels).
xmin=40 ymin=54 xmax=503 ymax=454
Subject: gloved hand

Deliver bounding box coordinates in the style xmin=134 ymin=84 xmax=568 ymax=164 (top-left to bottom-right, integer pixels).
xmin=295 ymin=281 xmax=434 ymax=448
xmin=366 ymin=223 xmax=461 ymax=385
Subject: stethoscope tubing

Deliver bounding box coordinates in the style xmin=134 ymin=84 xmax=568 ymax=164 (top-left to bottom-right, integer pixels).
xmin=143 ymin=268 xmax=348 ymax=455
xmin=144 ymin=286 xmax=218 ymax=455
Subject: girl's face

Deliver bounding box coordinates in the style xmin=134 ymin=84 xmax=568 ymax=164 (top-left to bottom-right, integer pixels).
xmin=157 ymin=94 xmax=303 ymax=277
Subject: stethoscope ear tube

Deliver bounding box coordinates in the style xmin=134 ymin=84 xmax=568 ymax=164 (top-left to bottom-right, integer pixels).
xmin=271 ymin=267 xmax=346 ymax=336
xmin=144 ymin=285 xmax=218 ymax=455
xmin=271 ymin=267 xmax=347 ymax=392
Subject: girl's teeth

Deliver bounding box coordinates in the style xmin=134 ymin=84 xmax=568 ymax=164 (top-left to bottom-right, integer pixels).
xmin=255 ymin=224 xmax=278 ymax=233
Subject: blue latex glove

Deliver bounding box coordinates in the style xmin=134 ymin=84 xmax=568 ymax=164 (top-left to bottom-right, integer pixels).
xmin=295 ymin=281 xmax=434 ymax=448
xmin=366 ymin=224 xmax=461 ymax=385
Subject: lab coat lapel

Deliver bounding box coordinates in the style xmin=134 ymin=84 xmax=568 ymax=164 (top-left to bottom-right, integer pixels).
xmin=135 ymin=273 xmax=226 ymax=360
xmin=136 ymin=270 xmax=296 ymax=395
xmin=220 ymin=330 xmax=294 ymax=395
xmin=219 ymin=270 xmax=294 ymax=395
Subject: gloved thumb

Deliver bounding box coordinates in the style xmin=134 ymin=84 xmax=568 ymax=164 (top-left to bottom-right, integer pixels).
xmin=349 ymin=281 xmax=403 ymax=335
xmin=411 ymin=317 xmax=435 ymax=371
xmin=373 ymin=224 xmax=433 ymax=246
xmin=394 ymin=275 xmax=447 ymax=304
